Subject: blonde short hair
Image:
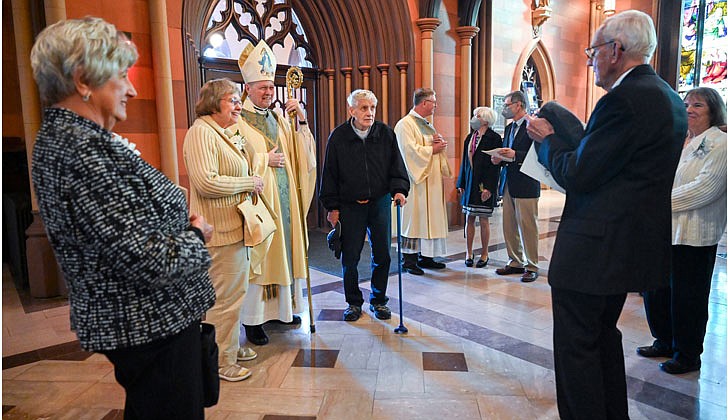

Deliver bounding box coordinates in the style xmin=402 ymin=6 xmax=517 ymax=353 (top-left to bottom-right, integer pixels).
xmin=473 ymin=107 xmax=497 ymax=127
xmin=30 ymin=17 xmax=138 ymax=105
xmin=195 ymin=79 xmax=241 ymax=117
xmin=347 ymin=89 xmax=378 ymax=107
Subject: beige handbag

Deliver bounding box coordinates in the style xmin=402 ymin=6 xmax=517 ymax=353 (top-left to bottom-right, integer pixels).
xmin=237 ymin=192 xmax=277 ymax=247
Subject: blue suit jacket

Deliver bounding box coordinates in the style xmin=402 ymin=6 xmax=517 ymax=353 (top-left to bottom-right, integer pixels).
xmin=537 ymin=65 xmax=687 ymax=295
xmin=502 ymin=121 xmax=541 ymax=198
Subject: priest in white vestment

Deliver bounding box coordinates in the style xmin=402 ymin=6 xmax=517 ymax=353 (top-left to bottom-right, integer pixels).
xmin=393 ymin=88 xmax=451 ymax=275
xmin=236 ymin=41 xmax=316 ymax=345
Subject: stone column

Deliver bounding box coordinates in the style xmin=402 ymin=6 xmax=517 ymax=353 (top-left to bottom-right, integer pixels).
xmin=149 ymin=0 xmax=179 ymax=183
xmin=14 ymin=0 xmax=66 ymax=297
xmin=415 ymin=18 xmax=441 ymax=90
xmin=324 ymin=68 xmax=336 ymax=131
xmin=455 ymin=26 xmax=480 ymax=141
xmin=358 ymin=65 xmax=371 ymax=90
xmin=43 ymin=0 xmax=66 ymax=24
xmin=377 ymin=64 xmax=390 ymax=124
xmin=396 ymin=62 xmax=408 ymax=117
xmin=586 ymin=0 xmax=607 ymax=120
xmin=341 ymin=67 xmax=353 ymax=99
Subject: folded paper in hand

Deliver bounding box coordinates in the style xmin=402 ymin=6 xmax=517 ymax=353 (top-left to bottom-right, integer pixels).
xmin=520 ymin=143 xmax=565 ymax=193
xmin=482 ymin=148 xmax=514 ymax=162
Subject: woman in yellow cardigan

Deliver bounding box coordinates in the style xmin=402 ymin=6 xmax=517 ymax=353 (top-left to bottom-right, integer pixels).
xmin=183 ymin=78 xmax=264 ymax=382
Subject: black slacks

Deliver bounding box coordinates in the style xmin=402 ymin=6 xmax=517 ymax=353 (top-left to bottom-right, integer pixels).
xmin=552 ymin=288 xmax=629 ymax=420
xmin=339 ymin=194 xmax=392 ymax=307
xmin=103 ymin=321 xmax=204 ymax=420
xmin=643 ymin=244 xmax=717 ymax=363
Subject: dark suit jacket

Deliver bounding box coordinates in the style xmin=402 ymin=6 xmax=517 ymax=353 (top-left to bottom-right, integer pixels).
xmin=537 ymin=64 xmax=687 ymax=295
xmin=503 ymin=121 xmax=541 ymax=198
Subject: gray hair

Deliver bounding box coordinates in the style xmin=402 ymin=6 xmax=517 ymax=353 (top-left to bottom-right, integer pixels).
xmin=413 ymin=88 xmax=436 ymax=106
xmin=473 ymin=107 xmax=497 ymax=127
xmin=195 ymin=78 xmax=241 ymax=117
xmin=598 ymin=10 xmax=656 ymax=62
xmin=30 ymin=17 xmax=138 ymax=105
xmin=347 ymin=89 xmax=378 ymax=107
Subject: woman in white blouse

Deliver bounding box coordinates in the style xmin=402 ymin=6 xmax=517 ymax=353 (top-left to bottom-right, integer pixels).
xmin=638 ymin=87 xmax=726 ymax=374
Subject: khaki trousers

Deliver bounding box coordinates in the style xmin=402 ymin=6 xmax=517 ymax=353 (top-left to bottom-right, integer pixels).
xmin=502 ymin=187 xmax=539 ymax=272
xmin=207 ymin=242 xmax=250 ymax=367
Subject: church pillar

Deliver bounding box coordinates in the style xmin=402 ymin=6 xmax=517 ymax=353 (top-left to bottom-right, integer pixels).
xmin=325 ymin=68 xmax=336 ymax=130
xmin=415 ymin=18 xmax=441 ymax=90
xmin=377 ymin=64 xmax=390 ymax=124
xmin=341 ymin=67 xmax=353 ymax=98
xmin=396 ymin=62 xmax=408 ymax=117
xmin=149 ymin=0 xmax=178 ymax=183
xmin=455 ymin=26 xmax=480 ymax=141
xmin=359 ymin=65 xmax=371 ymax=90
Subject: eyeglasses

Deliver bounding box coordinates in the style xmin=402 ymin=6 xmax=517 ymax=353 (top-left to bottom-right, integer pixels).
xmin=226 ymin=98 xmax=242 ymax=106
xmin=424 ymin=99 xmax=437 ymax=105
xmin=504 ymin=101 xmax=517 ymax=108
xmin=584 ymin=40 xmax=616 ymax=59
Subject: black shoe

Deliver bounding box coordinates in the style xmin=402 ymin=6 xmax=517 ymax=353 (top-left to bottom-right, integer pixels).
xmin=403 ymin=264 xmax=424 ymax=275
xmin=465 ymin=258 xmax=474 ymax=267
xmin=475 ymin=257 xmax=489 ymax=268
xmin=418 ymin=256 xmax=446 ymax=269
xmin=660 ymin=358 xmax=701 ymax=374
xmin=496 ymin=265 xmax=525 ymax=275
xmin=266 ymin=315 xmax=302 ymax=325
xmin=244 ymin=324 xmax=269 ymax=346
xmin=521 ymin=270 xmax=538 ymax=282
xmin=636 ymin=344 xmax=673 ymax=358
xmin=343 ymin=305 xmax=362 ymax=321
xmin=369 ymin=303 xmax=392 ymax=320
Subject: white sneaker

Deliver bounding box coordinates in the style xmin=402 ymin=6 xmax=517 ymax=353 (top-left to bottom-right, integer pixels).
xmin=218 ymin=364 xmax=252 ymax=382
xmin=237 ymin=347 xmax=257 ymax=361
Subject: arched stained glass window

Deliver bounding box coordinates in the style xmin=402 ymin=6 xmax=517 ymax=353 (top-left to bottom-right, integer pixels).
xmin=679 ymin=0 xmax=727 ymax=101
xmin=202 ymin=0 xmax=315 ymax=68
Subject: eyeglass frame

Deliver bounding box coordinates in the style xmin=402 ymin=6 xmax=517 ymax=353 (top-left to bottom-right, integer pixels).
xmin=584 ymin=40 xmax=618 ymax=59
xmin=224 ymin=97 xmax=242 ymax=107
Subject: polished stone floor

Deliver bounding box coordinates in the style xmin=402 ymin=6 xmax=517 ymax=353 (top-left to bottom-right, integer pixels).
xmin=3 ymin=191 xmax=726 ymax=419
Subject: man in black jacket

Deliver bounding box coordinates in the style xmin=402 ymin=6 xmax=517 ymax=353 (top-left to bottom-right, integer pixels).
xmin=320 ymin=89 xmax=410 ymax=322
xmin=527 ymin=10 xmax=687 ymax=419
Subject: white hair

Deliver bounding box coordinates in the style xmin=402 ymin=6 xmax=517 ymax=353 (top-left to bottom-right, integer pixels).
xmin=347 ymin=89 xmax=378 ymax=107
xmin=598 ymin=10 xmax=656 ymax=63
xmin=30 ymin=17 xmax=138 ymax=105
xmin=473 ymin=106 xmax=497 ymax=127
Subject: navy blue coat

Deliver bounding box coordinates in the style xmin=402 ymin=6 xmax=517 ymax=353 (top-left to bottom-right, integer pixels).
xmin=537 ymin=65 xmax=687 ymax=295
xmin=457 ymin=128 xmax=502 ymax=210
xmin=502 ymin=121 xmax=541 ymax=198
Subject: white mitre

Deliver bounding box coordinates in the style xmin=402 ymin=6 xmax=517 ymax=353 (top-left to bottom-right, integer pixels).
xmin=237 ymin=40 xmax=276 ymax=83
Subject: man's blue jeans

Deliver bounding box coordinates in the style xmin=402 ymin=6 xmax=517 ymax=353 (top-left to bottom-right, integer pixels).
xmin=339 ymin=194 xmax=391 ymax=307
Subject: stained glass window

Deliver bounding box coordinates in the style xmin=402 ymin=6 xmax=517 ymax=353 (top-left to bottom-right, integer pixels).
xmin=680 ymin=0 xmax=727 ymax=101
xmin=202 ymin=0 xmax=314 ymax=68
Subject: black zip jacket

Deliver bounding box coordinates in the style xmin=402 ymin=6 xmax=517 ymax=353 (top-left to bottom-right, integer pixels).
xmin=320 ymin=119 xmax=410 ymax=210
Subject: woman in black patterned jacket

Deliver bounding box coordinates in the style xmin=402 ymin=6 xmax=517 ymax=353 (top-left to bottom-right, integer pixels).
xmin=30 ymin=17 xmax=215 ymax=419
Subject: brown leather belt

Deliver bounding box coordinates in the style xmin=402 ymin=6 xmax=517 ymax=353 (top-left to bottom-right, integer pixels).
xmin=356 ymin=199 xmax=370 ymax=204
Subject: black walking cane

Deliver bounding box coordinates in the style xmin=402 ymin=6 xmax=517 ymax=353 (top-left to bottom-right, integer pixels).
xmin=393 ymin=199 xmax=408 ymax=334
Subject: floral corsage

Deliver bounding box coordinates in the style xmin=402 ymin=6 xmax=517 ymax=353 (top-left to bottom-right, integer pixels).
xmin=111 ymin=133 xmax=141 ymax=156
xmin=692 ymin=137 xmax=709 ymax=159
xmin=230 ymin=130 xmax=247 ymax=152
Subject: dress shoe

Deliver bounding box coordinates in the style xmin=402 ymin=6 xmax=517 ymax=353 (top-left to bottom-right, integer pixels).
xmin=267 ymin=315 xmax=302 ymax=325
xmin=465 ymin=258 xmax=474 ymax=267
xmin=244 ymin=324 xmax=269 ymax=346
xmin=521 ymin=270 xmax=538 ymax=282
xmin=403 ymin=264 xmax=424 ymax=275
xmin=636 ymin=344 xmax=673 ymax=358
xmin=475 ymin=257 xmax=489 ymax=268
xmin=659 ymin=358 xmax=701 ymax=374
xmin=496 ymin=265 xmax=525 ymax=275
xmin=418 ymin=256 xmax=446 ymax=269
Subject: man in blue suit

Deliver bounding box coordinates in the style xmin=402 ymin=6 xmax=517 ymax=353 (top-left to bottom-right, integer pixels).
xmin=491 ymin=91 xmax=541 ymax=283
xmin=527 ymin=10 xmax=687 ymax=419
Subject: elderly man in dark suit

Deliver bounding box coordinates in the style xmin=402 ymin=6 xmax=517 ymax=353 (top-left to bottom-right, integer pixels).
xmin=491 ymin=90 xmax=541 ymax=283
xmin=527 ymin=10 xmax=687 ymax=420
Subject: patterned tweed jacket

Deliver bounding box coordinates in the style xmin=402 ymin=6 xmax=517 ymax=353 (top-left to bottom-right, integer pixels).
xmin=32 ymin=108 xmax=215 ymax=351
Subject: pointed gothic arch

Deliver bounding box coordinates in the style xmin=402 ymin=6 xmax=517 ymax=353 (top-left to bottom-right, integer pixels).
xmin=511 ymin=38 xmax=556 ymax=105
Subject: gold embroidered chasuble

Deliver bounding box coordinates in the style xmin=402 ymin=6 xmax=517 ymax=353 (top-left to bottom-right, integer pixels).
xmin=236 ymin=98 xmax=316 ymax=288
xmin=393 ymin=110 xmax=451 ymax=240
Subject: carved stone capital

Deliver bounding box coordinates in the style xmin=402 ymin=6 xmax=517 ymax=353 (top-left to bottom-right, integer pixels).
xmin=416 ymin=17 xmax=441 ymax=36
xmin=455 ymin=26 xmax=480 ymax=46
xmin=395 ymin=61 xmax=409 ymax=72
xmin=377 ymin=63 xmax=390 ymax=74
